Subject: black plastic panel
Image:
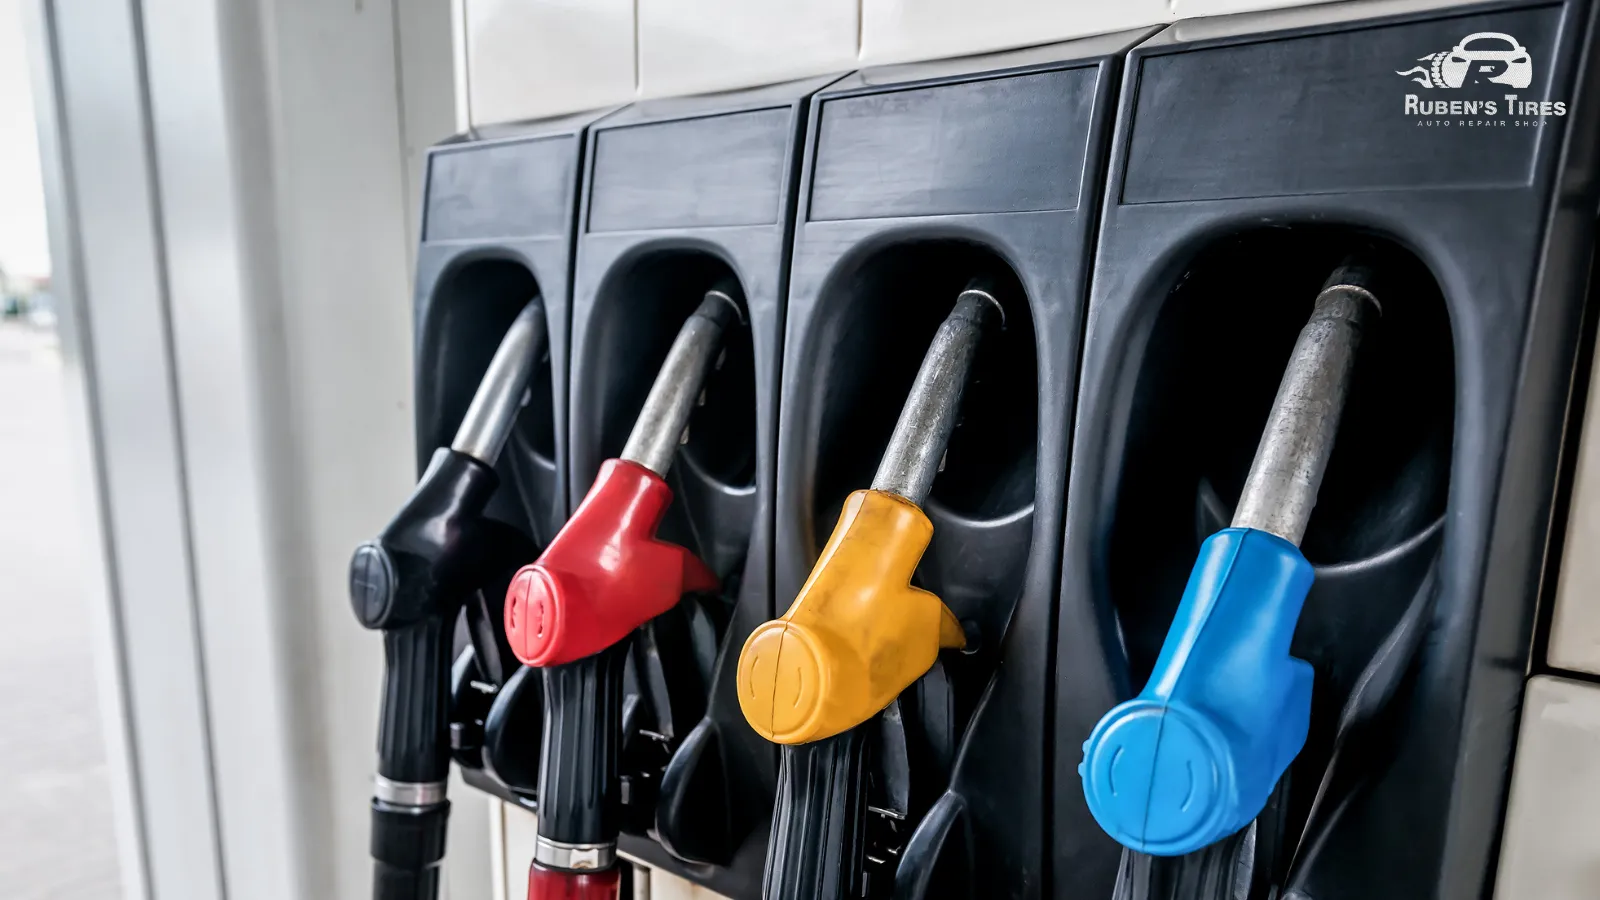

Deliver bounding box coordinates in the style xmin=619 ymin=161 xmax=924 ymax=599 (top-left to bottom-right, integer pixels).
xmin=1122 ymin=5 xmax=1558 ymax=202
xmin=808 ymin=68 xmax=1093 ymax=220
xmin=588 ymin=109 xmax=790 ymax=232
xmin=779 ymin=30 xmax=1152 ymax=900
xmin=1057 ymin=2 xmax=1600 ymax=898
xmin=425 ymin=136 xmax=577 ymax=241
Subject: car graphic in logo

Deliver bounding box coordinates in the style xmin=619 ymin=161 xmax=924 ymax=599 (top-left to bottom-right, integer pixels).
xmin=1396 ymin=32 xmax=1533 ymax=89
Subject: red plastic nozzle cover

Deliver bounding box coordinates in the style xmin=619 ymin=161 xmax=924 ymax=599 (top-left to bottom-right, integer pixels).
xmin=504 ymin=459 xmax=718 ymax=667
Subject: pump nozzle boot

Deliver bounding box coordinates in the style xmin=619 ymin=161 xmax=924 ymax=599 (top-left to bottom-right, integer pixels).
xmin=504 ymin=459 xmax=718 ymax=667
xmin=737 ymin=489 xmax=965 ymax=745
xmin=1080 ymin=528 xmax=1313 ymax=855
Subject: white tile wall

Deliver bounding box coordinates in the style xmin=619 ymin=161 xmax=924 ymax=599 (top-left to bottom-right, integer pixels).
xmin=637 ymin=0 xmax=858 ymax=99
xmin=463 ymin=0 xmax=636 ymax=125
xmin=1495 ymin=676 xmax=1600 ymax=899
xmin=858 ymin=0 xmax=1171 ymax=67
xmin=644 ymin=865 xmax=733 ymax=900
xmin=498 ymin=801 xmax=538 ymax=893
xmin=1170 ymin=0 xmax=1334 ymax=16
xmin=1550 ymin=336 xmax=1600 ymax=676
xmin=460 ymin=1 xmax=1370 ymax=126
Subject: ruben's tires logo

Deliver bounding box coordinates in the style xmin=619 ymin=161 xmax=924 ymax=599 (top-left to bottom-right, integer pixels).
xmin=1398 ymin=31 xmax=1565 ymax=124
xmin=1397 ymin=32 xmax=1533 ymax=89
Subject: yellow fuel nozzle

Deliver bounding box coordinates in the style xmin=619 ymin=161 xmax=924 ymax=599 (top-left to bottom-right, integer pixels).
xmin=737 ymin=488 xmax=966 ymax=744
xmin=737 ymin=285 xmax=1003 ymax=745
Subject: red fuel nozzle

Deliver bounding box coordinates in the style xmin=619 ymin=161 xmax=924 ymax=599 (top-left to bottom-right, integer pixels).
xmin=526 ymin=863 xmax=621 ymax=900
xmin=504 ymin=459 xmax=718 ymax=667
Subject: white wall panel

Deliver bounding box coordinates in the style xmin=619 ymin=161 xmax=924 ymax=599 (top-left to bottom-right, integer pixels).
xmin=647 ymin=866 xmax=732 ymax=900
xmin=1171 ymin=0 xmax=1335 ymax=16
xmin=637 ymin=0 xmax=856 ymax=98
xmin=500 ymin=801 xmax=539 ymax=893
xmin=465 ymin=0 xmax=636 ymax=125
xmin=1495 ymin=676 xmax=1600 ymax=899
xmin=859 ymin=0 xmax=1169 ymax=67
xmin=1550 ymin=334 xmax=1600 ymax=676
xmin=33 ymin=0 xmax=471 ymax=897
xmin=25 ymin=2 xmax=221 ymax=897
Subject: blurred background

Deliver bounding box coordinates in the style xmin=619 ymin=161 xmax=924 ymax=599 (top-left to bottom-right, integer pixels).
xmin=1 ymin=0 xmax=471 ymax=897
xmin=0 ymin=1 xmax=117 ymax=898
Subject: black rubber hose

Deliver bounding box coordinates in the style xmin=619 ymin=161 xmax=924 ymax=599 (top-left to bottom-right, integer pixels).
xmin=763 ymin=727 xmax=871 ymax=900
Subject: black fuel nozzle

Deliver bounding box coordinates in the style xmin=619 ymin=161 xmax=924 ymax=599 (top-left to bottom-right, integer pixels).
xmin=350 ymin=299 xmax=548 ymax=900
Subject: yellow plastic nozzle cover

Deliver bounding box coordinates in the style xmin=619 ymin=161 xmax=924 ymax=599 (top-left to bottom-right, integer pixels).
xmin=736 ymin=489 xmax=965 ymax=745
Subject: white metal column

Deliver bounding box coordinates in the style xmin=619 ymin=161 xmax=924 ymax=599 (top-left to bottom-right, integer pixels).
xmin=25 ymin=0 xmax=221 ymax=897
xmin=26 ymin=0 xmax=475 ymax=897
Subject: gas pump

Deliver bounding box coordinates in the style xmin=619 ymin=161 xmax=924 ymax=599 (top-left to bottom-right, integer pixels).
xmin=741 ymin=286 xmax=1001 ymax=898
xmin=368 ymin=3 xmax=1600 ymax=898
xmin=503 ymin=288 xmax=742 ymax=898
xmin=348 ymin=299 xmax=549 ymax=900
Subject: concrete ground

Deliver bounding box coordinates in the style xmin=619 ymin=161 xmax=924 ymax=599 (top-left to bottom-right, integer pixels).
xmin=0 ymin=321 xmax=123 ymax=898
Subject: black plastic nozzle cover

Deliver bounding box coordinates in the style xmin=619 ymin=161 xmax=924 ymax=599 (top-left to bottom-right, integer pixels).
xmin=350 ymin=298 xmax=549 ymax=900
xmin=350 ymin=447 xmax=497 ymax=898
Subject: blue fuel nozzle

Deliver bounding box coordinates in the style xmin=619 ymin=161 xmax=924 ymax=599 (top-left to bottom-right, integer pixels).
xmin=1080 ymin=261 xmax=1380 ymax=857
xmin=1079 ymin=527 xmax=1314 ymax=856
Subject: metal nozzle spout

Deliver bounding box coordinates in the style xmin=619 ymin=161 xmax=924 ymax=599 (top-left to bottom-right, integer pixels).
xmin=871 ymin=282 xmax=1004 ymax=507
xmin=451 ymin=298 xmax=550 ymax=466
xmin=1230 ymin=259 xmax=1382 ymax=545
xmin=619 ymin=283 xmax=744 ymax=477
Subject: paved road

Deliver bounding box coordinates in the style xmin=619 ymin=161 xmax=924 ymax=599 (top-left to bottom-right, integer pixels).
xmin=0 ymin=322 xmax=124 ymax=898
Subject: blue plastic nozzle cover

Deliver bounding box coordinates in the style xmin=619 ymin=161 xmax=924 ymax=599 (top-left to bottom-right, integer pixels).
xmin=1079 ymin=527 xmax=1314 ymax=856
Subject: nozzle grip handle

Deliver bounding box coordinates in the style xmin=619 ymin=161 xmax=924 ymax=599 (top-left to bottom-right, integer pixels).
xmin=378 ymin=616 xmax=455 ymax=783
xmin=537 ymin=645 xmax=627 ymax=847
xmin=763 ymin=728 xmax=869 ymax=900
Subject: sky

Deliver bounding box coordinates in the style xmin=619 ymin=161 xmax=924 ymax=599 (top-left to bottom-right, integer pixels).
xmin=0 ymin=0 xmax=51 ymax=283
